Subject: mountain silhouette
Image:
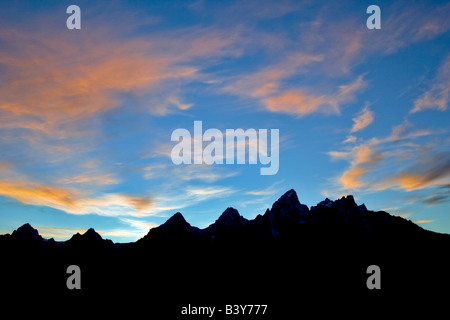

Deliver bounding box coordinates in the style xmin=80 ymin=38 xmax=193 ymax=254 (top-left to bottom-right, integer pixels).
xmin=11 ymin=223 xmax=43 ymax=241
xmin=1 ymin=190 xmax=441 ymax=247
xmin=1 ymin=189 xmax=449 ymax=317
xmin=65 ymin=227 xmax=114 ymax=249
xmin=205 ymin=207 xmax=248 ymax=237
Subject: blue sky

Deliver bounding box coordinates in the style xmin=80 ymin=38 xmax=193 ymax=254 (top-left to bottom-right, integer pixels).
xmin=0 ymin=0 xmax=449 ymax=242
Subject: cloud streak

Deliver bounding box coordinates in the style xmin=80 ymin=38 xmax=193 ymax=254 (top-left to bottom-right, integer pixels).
xmin=329 ymin=121 xmax=450 ymax=193
xmin=350 ymin=105 xmax=374 ymax=133
xmin=375 ymin=153 xmax=450 ymax=192
xmin=0 ymin=179 xmax=153 ymax=217
xmin=0 ymin=25 xmax=238 ymax=139
xmin=414 ymin=219 xmax=433 ymax=224
xmin=411 ymin=55 xmax=450 ymax=114
xmin=228 ymin=66 xmax=366 ymax=117
xmin=0 ymin=8 xmax=246 ymax=223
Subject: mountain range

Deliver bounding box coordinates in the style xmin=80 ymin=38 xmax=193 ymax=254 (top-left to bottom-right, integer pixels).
xmin=1 ymin=189 xmax=442 ymax=247
xmin=1 ymin=189 xmax=449 ymax=317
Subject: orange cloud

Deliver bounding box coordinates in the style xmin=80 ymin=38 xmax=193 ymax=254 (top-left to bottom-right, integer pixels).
xmin=333 ymin=140 xmax=450 ymax=193
xmin=329 ymin=141 xmax=384 ymax=190
xmin=339 ymin=167 xmax=368 ymax=189
xmin=223 ymin=45 xmax=365 ymax=117
xmin=329 ymin=142 xmax=383 ymax=165
xmin=327 ymin=116 xmax=449 ymax=193
xmin=224 ymin=52 xmax=323 ymax=99
xmin=263 ymin=76 xmax=365 ymax=117
xmin=0 ymin=24 xmax=237 ymax=140
xmin=0 ymin=179 xmax=153 ymax=217
xmin=350 ymin=105 xmax=374 ymax=133
xmin=414 ymin=219 xmax=433 ymax=224
xmin=379 ymin=167 xmax=450 ymax=192
xmin=353 ymin=144 xmax=383 ymax=165
xmin=0 ymin=180 xmax=79 ymax=212
xmin=264 ymin=90 xmax=327 ymax=116
xmin=391 ymin=173 xmax=426 ymax=191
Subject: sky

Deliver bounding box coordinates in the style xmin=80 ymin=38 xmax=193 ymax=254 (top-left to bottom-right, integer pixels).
xmin=0 ymin=0 xmax=449 ymax=242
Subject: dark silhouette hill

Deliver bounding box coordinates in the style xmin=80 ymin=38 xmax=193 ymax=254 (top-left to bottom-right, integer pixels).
xmin=11 ymin=223 xmax=43 ymax=241
xmin=65 ymin=227 xmax=114 ymax=249
xmin=1 ymin=189 xmax=449 ymax=317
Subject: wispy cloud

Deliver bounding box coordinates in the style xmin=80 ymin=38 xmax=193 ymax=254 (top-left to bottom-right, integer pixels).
xmin=343 ymin=135 xmax=357 ymax=144
xmin=245 ymin=180 xmax=284 ymax=197
xmin=0 ymin=1 xmax=448 ymax=237
xmin=338 ymin=167 xmax=369 ymax=190
xmin=0 ymin=7 xmax=246 ymax=222
xmin=139 ymin=185 xmax=238 ymax=218
xmin=328 ymin=141 xmax=384 ymax=190
xmin=381 ymin=2 xmax=450 ymax=53
xmin=350 ymin=105 xmax=374 ymax=133
xmin=414 ymin=219 xmax=433 ymax=224
xmin=143 ymin=163 xmax=238 ymax=183
xmin=0 ymin=25 xmax=238 ymax=140
xmin=405 ymin=185 xmax=450 ymax=206
xmin=411 ymin=55 xmax=450 ymax=114
xmin=223 ymin=44 xmax=365 ymax=117
xmin=0 ymin=178 xmax=153 ymax=217
xmin=263 ymin=75 xmax=366 ymax=117
xmin=186 ymin=186 xmax=236 ymax=199
xmin=329 ymin=121 xmax=449 ymax=193
xmin=295 ymin=1 xmax=450 ymax=75
xmin=375 ymin=152 xmax=450 ymax=192
xmin=56 ymin=173 xmax=120 ymax=186
xmin=329 ymin=143 xmax=383 ymax=166
xmin=224 ymin=52 xmax=324 ymax=98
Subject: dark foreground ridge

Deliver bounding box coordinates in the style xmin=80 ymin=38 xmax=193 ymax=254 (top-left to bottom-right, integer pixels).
xmin=1 ymin=189 xmax=449 ymax=316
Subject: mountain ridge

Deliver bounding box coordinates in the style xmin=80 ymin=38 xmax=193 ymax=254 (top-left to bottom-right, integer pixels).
xmin=1 ymin=189 xmax=446 ymax=246
xmin=2 ymin=189 xmax=449 ymax=313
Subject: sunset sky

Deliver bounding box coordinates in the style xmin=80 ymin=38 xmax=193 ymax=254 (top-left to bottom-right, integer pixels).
xmin=0 ymin=0 xmax=449 ymax=242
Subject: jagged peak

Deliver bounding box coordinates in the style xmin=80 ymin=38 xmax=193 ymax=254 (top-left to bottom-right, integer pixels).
xmin=335 ymin=195 xmax=358 ymax=210
xmin=285 ymin=188 xmax=296 ymax=196
xmin=213 ymin=207 xmax=248 ymax=228
xmin=318 ymin=198 xmax=333 ymax=207
xmin=139 ymin=212 xmax=191 ymax=241
xmin=344 ymin=194 xmax=355 ymax=203
xmin=280 ymin=189 xmax=298 ymax=200
xmin=337 ymin=194 xmax=356 ymax=203
xmin=270 ymin=189 xmax=308 ymax=218
xmin=12 ymin=223 xmax=43 ymax=241
xmin=272 ymin=189 xmax=300 ymax=207
xmin=19 ymin=223 xmax=33 ymax=229
xmin=314 ymin=194 xmax=359 ymax=213
xmin=83 ymin=228 xmax=102 ymax=240
xmin=219 ymin=207 xmax=240 ymax=219
xmin=358 ymin=203 xmax=367 ymax=211
xmin=160 ymin=212 xmax=191 ymax=230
